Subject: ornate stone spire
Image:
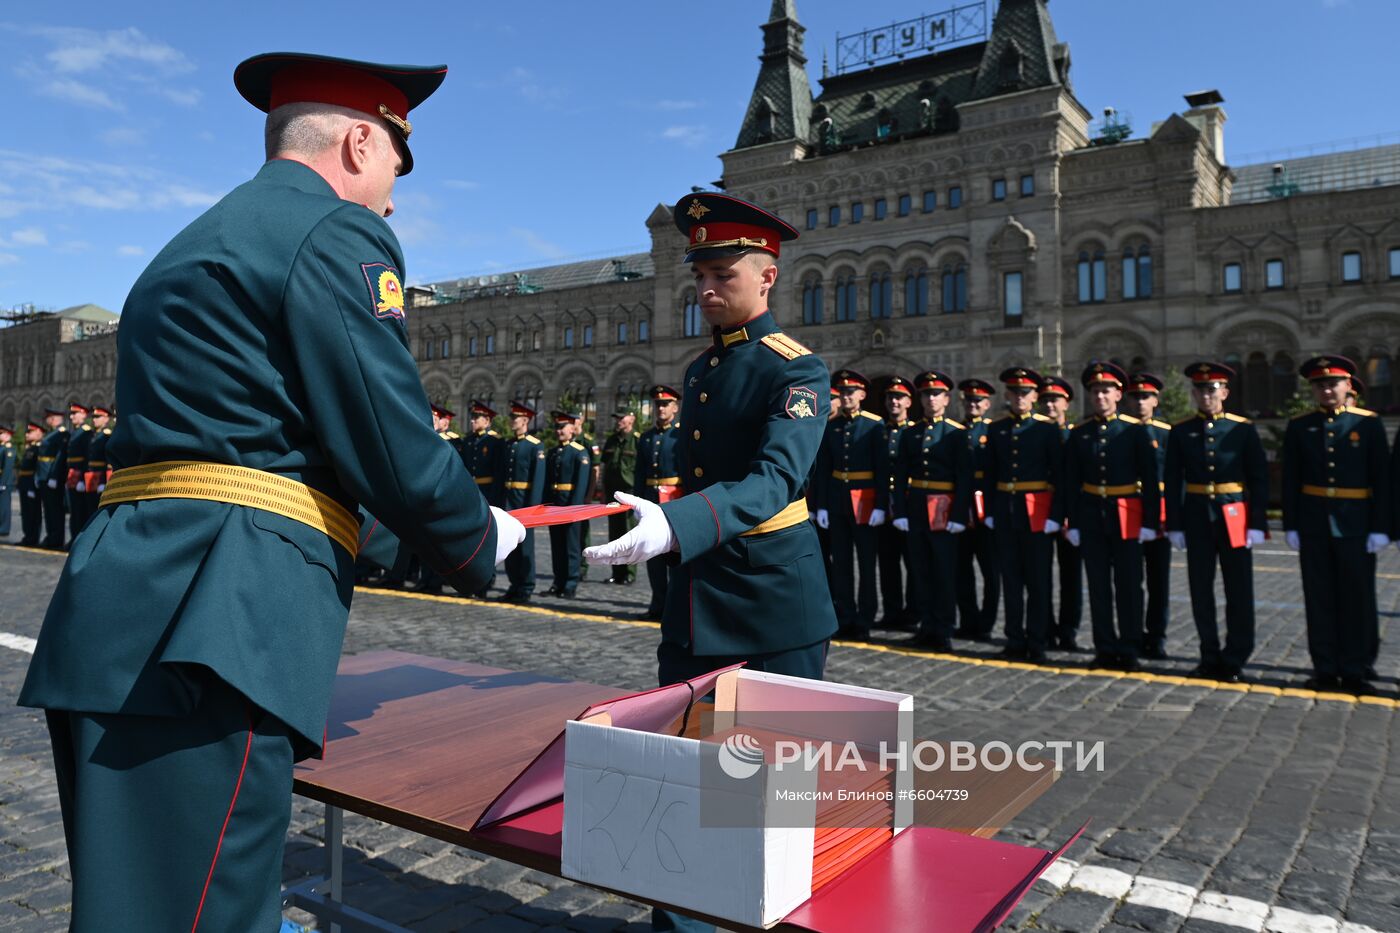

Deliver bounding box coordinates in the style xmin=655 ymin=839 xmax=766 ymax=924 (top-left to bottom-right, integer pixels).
xmin=733 ymin=0 xmax=813 ymax=150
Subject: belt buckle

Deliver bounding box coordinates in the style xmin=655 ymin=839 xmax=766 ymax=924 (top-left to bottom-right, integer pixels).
xmin=1097 ymin=484 xmax=1107 ymax=496
xmin=1326 ymin=487 xmax=1336 ymax=499
xmin=1205 ymin=483 xmax=1215 ymax=495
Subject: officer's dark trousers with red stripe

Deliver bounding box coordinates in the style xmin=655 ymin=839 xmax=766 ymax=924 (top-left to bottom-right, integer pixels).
xmin=1299 ymin=534 xmax=1373 ymax=681
xmin=45 ymin=677 xmax=294 ymax=932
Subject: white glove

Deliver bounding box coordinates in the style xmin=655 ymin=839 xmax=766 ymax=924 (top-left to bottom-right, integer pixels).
xmin=947 ymin=522 xmax=966 ymax=535
xmin=46 ymin=479 xmax=57 ymax=489
xmin=97 ymin=484 xmax=106 ymax=493
xmin=984 ymin=516 xmax=995 ymax=530
xmin=1246 ymin=529 xmax=1266 ymax=549
xmin=1167 ymin=531 xmax=1186 ymax=551
xmin=584 ymin=491 xmax=678 ymax=565
xmin=892 ymin=517 xmax=910 ymax=532
xmin=75 ymin=481 xmax=86 ymax=492
xmin=1043 ymin=519 xmax=1061 ymax=535
xmin=1285 ymin=530 xmax=1300 ymax=551
xmin=815 ymin=509 xmax=830 ymax=529
xmin=868 ymin=508 xmax=886 ymax=528
xmin=1138 ymin=528 xmax=1159 ymax=543
xmin=489 ymin=506 xmax=527 ymax=566
xmin=26 ymin=490 xmax=36 ymax=499
xmin=1065 ymin=528 xmax=1080 ymax=547
xmin=1367 ymin=533 xmax=1390 ymax=554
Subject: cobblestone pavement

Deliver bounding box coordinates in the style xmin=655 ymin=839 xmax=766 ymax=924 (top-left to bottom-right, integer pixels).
xmin=1 ymin=513 xmax=1398 ymax=931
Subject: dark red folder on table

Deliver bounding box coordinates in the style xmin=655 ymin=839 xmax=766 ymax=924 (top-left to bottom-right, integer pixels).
xmin=508 ymin=503 xmax=631 ymax=529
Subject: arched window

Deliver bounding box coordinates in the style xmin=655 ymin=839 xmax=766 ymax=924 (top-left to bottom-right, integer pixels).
xmin=1272 ymin=352 xmax=1297 ymax=412
xmin=1077 ymin=249 xmax=1105 ymax=303
xmin=1244 ymin=352 xmax=1269 ymax=414
xmin=801 ymin=277 xmax=824 ymax=325
xmin=903 ymin=267 xmax=929 ymax=317
xmin=869 ymin=269 xmax=892 ymax=319
xmin=682 ymin=292 xmax=704 ymax=337
xmin=1222 ymin=353 xmax=1243 ymax=413
xmin=835 ymin=273 xmax=858 ymax=322
xmin=1122 ymin=244 xmax=1152 ymax=300
xmin=941 ymin=262 xmax=967 ymax=313
xmin=1365 ymin=348 xmax=1393 ymax=409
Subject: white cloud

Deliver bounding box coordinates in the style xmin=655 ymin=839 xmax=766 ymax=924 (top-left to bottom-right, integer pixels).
xmin=0 ymin=253 xmax=18 ymax=266
xmin=101 ymin=127 xmax=146 ymax=147
xmin=661 ymin=124 xmax=709 ymax=147
xmin=34 ymin=25 xmax=194 ymax=75
xmin=654 ymin=99 xmax=701 ymax=111
xmin=6 ymin=25 xmax=197 ymax=112
xmin=8 ymin=228 xmax=47 ymax=246
xmin=117 ymin=245 xmax=144 ymax=256
xmin=41 ymin=78 xmax=121 ymax=111
xmin=509 ymin=227 xmax=567 ymax=260
xmin=443 ymin=179 xmax=480 ymax=191
xmin=0 ymin=149 xmax=220 ymax=220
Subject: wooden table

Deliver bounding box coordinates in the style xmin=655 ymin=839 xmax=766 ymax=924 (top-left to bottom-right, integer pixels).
xmin=284 ymin=650 xmax=1059 ymax=932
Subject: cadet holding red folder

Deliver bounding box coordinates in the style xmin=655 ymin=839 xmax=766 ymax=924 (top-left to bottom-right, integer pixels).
xmin=1164 ymin=362 xmax=1268 ymax=682
xmin=1055 ymin=361 xmax=1161 ymax=672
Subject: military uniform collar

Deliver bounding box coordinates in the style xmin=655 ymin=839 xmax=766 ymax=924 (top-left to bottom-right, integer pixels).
xmin=1319 ymin=404 xmax=1346 ymax=416
xmin=712 ymin=309 xmax=776 ymax=350
xmin=258 ymin=158 xmax=339 ymax=199
xmin=1096 ymin=412 xmax=1118 ymax=423
xmin=924 ymin=416 xmax=945 ymax=425
xmin=1010 ymin=412 xmax=1032 ymax=423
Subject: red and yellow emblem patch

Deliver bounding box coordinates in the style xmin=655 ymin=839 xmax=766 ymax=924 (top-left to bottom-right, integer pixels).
xmin=361 ymin=262 xmax=405 ymax=320
xmin=784 ymin=386 xmax=818 ymax=419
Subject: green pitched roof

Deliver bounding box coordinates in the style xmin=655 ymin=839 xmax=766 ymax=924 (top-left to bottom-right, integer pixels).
xmin=55 ymin=304 xmax=119 ymax=323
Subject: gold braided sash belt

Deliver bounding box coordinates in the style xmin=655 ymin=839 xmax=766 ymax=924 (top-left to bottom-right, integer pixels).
xmin=99 ymin=461 xmax=359 ymax=556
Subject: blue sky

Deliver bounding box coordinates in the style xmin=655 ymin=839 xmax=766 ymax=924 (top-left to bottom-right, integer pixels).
xmin=1 ymin=0 xmax=1395 ymax=313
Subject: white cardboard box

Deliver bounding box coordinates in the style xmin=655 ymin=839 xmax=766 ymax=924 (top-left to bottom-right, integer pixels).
xmin=561 ymin=669 xmax=913 ymax=928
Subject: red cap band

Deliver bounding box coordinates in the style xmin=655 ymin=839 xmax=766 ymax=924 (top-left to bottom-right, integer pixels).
xmin=689 ymin=221 xmax=781 ymax=257
xmin=269 ymin=62 xmax=409 ymax=123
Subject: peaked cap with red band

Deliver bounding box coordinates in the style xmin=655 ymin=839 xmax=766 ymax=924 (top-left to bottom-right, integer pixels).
xmin=673 ymin=192 xmax=799 ymax=263
xmin=832 ymin=369 xmax=869 ymax=391
xmin=27 ymin=420 xmax=45 ymax=433
xmin=1299 ymin=354 xmax=1356 ymax=382
xmin=91 ymin=405 xmax=113 ymax=416
xmin=430 ymin=402 xmax=455 ymax=420
xmin=999 ymin=366 xmax=1042 ymax=389
xmin=1080 ymin=360 xmax=1126 ymax=389
xmin=958 ymin=378 xmax=994 ymax=399
xmin=469 ymin=400 xmax=497 ymax=419
xmin=884 ymin=376 xmax=914 ymax=397
xmin=1184 ymin=361 xmax=1235 ymax=385
xmin=234 ymin=52 xmax=447 ymax=175
xmin=552 ymin=410 xmax=581 ymax=426
xmin=649 ymin=384 xmax=681 ymax=402
xmin=1127 ymin=372 xmax=1164 ymax=395
xmin=1039 ymin=375 xmax=1074 ymax=400
xmin=509 ymin=400 xmax=537 ymax=419
xmin=68 ymin=402 xmax=90 ymax=414
xmin=914 ymin=371 xmax=954 ymax=392
xmin=43 ymin=408 xmax=64 ymax=418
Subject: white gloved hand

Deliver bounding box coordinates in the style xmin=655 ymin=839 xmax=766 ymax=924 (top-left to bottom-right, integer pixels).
xmin=489 ymin=506 xmax=527 ymax=566
xmin=1367 ymin=532 xmax=1390 ymax=554
xmin=892 ymin=517 xmax=910 ymax=532
xmin=1043 ymin=519 xmax=1061 ymax=535
xmin=984 ymin=516 xmax=995 ymax=530
xmin=1285 ymin=530 xmax=1300 ymax=551
xmin=868 ymin=508 xmax=886 ymax=528
xmin=947 ymin=522 xmax=966 ymax=535
xmin=1167 ymin=531 xmax=1186 ymax=551
xmin=75 ymin=481 xmax=86 ymax=492
xmin=1065 ymin=528 xmax=1080 ymax=547
xmin=46 ymin=479 xmax=57 ymax=489
xmin=815 ymin=509 xmax=830 ymax=529
xmin=26 ymin=490 xmax=36 ymax=499
xmin=584 ymin=491 xmax=678 ymax=565
xmin=97 ymin=484 xmax=106 ymax=493
xmin=1246 ymin=529 xmax=1266 ymax=549
xmin=1138 ymin=528 xmax=1159 ymax=543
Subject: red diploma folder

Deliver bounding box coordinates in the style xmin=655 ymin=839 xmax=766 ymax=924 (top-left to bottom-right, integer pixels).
xmin=926 ymin=493 xmax=952 ymax=531
xmin=1221 ymin=502 xmax=1248 ymax=549
xmin=508 ymin=503 xmax=632 ymax=529
xmin=973 ymin=489 xmax=986 ymax=524
xmin=1117 ymin=497 xmax=1142 ymax=540
xmin=1024 ymin=490 xmax=1053 ymax=533
xmin=850 ymin=488 xmax=877 ymax=525
xmin=656 ymin=484 xmax=682 ymax=504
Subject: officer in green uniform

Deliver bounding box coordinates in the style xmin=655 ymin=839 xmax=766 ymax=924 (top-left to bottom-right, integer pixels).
xmin=19 ymin=53 xmax=525 ymax=930
xmin=1057 ymin=361 xmax=1160 ymax=671
xmin=544 ymin=410 xmax=591 ymax=598
xmin=0 ymin=425 xmax=13 ymax=538
xmin=814 ymin=370 xmax=888 ymax=640
xmin=17 ymin=421 xmax=43 ymax=546
xmin=1282 ymin=355 xmax=1390 ymax=693
xmin=64 ymin=403 xmax=95 ymax=539
xmin=1125 ymin=373 xmax=1174 ymax=660
xmin=891 ymin=371 xmax=971 ymax=650
xmin=1039 ymin=375 xmax=1083 ymax=651
xmin=633 ymin=384 xmax=682 ymax=619
xmin=601 ymin=407 xmax=641 ymax=584
xmin=83 ymin=406 xmax=115 ymax=522
xmin=497 ymin=400 xmax=546 ymax=603
xmin=35 ymin=408 xmax=68 ymax=549
xmin=984 ymin=367 xmax=1063 ymax=661
xmin=955 ymin=379 xmax=999 ymax=640
xmin=877 ymin=376 xmax=918 ymax=628
xmin=1164 ymin=362 xmax=1268 ymax=681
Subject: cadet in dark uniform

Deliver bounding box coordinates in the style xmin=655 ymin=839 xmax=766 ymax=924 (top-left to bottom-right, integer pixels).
xmin=461 ymin=401 xmax=503 ymax=504
xmin=545 ymin=410 xmax=591 ymax=598
xmin=404 ymin=402 xmax=468 ymax=595
xmin=984 ymin=368 xmax=1063 ymax=660
xmin=955 ymin=378 xmax=999 ymax=639
xmin=602 ymin=408 xmax=641 ymax=584
xmin=1164 ymin=362 xmax=1268 ymax=681
xmin=18 ymin=54 xmax=526 ymax=930
xmin=1040 ymin=375 xmax=1083 ymax=651
xmin=497 ymin=401 xmax=546 ymax=603
xmin=633 ymin=384 xmax=682 ymax=620
xmin=17 ymin=421 xmax=43 ymax=546
xmin=35 ymin=408 xmax=68 ymax=549
xmin=891 ymin=371 xmax=971 ymax=650
xmin=1125 ymin=373 xmax=1173 ymax=659
xmin=0 ymin=425 xmax=13 ymax=538
xmin=82 ymin=406 xmax=114 ymax=523
xmin=64 ymin=403 xmax=94 ymax=539
xmin=877 ymin=376 xmax=918 ymax=628
xmin=1057 ymin=362 xmax=1161 ymax=670
xmin=815 ymin=370 xmax=888 ymax=639
xmin=811 ymin=386 xmax=841 ymax=590
xmin=1282 ymin=355 xmax=1390 ymax=693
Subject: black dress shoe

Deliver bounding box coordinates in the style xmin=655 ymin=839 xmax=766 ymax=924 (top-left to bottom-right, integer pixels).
xmin=953 ymin=626 xmax=979 ymax=640
xmin=1090 ymin=654 xmax=1117 ymax=669
xmin=839 ymin=626 xmax=873 ymax=643
xmin=912 ymin=634 xmax=953 ymax=652
xmin=1216 ymin=667 xmax=1242 ymax=684
xmin=1117 ymin=655 xmax=1142 ymax=673
xmin=1341 ymin=677 xmax=1374 ymax=695
xmin=1365 ymin=666 xmax=1379 ymax=680
xmin=1188 ymin=662 xmax=1219 ymax=679
xmin=634 ymin=609 xmax=662 ymax=621
xmin=1141 ymin=644 xmax=1168 ymax=661
xmin=1056 ymin=637 xmax=1082 ymax=652
xmin=1304 ymin=675 xmax=1340 ymax=690
xmin=542 ymin=586 xmax=560 ymax=597
xmin=1025 ymin=651 xmax=1050 ymax=664
xmin=999 ymin=645 xmax=1026 ymax=660
xmin=557 ymin=590 xmax=577 ymax=600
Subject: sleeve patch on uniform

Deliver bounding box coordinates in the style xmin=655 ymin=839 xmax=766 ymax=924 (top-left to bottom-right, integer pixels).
xmin=362 ymin=262 xmax=406 ymax=320
xmin=784 ymin=386 xmax=819 ymax=418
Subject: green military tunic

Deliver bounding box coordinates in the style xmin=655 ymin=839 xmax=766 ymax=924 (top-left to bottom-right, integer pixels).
xmin=877 ymin=417 xmax=917 ymax=627
xmin=461 ymin=428 xmax=504 ymax=507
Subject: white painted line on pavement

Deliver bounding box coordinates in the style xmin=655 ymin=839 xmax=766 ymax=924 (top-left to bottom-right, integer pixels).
xmin=0 ymin=632 xmax=36 ymax=654
xmin=1046 ymin=857 xmax=1379 ymax=933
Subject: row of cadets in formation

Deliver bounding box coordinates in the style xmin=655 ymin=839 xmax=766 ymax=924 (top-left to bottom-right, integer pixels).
xmin=0 ymin=405 xmax=114 ymax=549
xmin=812 ymin=355 xmax=1394 ymax=693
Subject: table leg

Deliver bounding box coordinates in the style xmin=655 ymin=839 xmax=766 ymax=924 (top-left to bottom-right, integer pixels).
xmin=282 ymin=802 xmax=412 ymax=932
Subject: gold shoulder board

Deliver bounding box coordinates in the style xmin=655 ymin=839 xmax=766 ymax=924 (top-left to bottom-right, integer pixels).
xmin=759 ymin=333 xmax=811 ymax=360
